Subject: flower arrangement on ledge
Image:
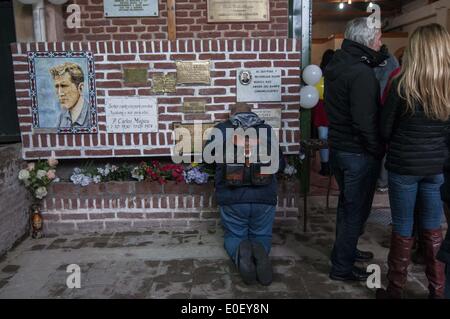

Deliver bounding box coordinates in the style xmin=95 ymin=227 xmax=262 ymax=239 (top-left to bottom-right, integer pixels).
xmin=18 ymin=158 xmax=59 ymax=200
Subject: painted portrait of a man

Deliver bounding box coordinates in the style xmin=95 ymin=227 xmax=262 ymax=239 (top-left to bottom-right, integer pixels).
xmin=50 ymin=62 xmax=89 ymax=129
xmin=28 ymin=51 xmax=97 ymax=134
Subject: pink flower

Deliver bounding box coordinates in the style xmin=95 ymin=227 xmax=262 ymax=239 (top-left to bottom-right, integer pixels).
xmin=46 ymin=169 xmax=56 ymax=180
xmin=27 ymin=162 xmax=35 ymax=171
xmin=48 ymin=158 xmax=58 ymax=167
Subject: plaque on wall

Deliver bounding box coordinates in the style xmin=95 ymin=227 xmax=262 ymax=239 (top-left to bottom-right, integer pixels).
xmin=105 ymin=96 xmax=158 ymax=133
xmin=237 ymin=68 xmax=282 ymax=103
xmin=183 ymin=99 xmax=207 ymax=113
xmin=176 ymin=61 xmax=211 ymax=85
xmin=104 ymin=0 xmax=159 ymax=17
xmin=252 ymin=109 xmax=281 ymax=130
xmin=173 ymin=122 xmax=216 ymax=154
xmin=207 ymin=0 xmax=270 ymax=23
xmin=123 ymin=67 xmax=148 ymax=87
xmin=152 ymin=73 xmax=177 ymax=94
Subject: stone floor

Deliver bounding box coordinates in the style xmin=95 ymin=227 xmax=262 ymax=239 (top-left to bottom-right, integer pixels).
xmin=0 ymin=207 xmax=442 ymax=299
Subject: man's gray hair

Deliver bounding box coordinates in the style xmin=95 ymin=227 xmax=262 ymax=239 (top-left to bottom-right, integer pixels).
xmin=344 ymin=17 xmax=380 ymax=48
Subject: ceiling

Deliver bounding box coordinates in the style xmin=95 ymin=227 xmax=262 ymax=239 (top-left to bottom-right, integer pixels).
xmin=312 ymin=0 xmax=418 ymax=23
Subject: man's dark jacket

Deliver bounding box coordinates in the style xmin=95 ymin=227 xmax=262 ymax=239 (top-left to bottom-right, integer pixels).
xmin=324 ymin=39 xmax=387 ymax=158
xmin=206 ymin=112 xmax=285 ymax=206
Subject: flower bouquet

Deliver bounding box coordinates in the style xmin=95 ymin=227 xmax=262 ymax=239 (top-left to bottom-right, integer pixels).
xmin=183 ymin=163 xmax=211 ymax=185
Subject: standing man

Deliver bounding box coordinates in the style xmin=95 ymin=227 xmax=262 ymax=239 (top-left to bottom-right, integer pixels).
xmin=324 ymin=18 xmax=387 ymax=281
xmin=50 ymin=62 xmax=89 ymax=128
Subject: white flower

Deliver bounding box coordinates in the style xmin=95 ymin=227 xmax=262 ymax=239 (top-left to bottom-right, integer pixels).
xmin=18 ymin=169 xmax=30 ymax=180
xmin=93 ymin=175 xmax=101 ymax=184
xmin=52 ymin=177 xmax=60 ymax=183
xmin=81 ymin=175 xmax=92 ymax=187
xmin=24 ymin=179 xmax=31 ymax=187
xmin=97 ymin=168 xmax=105 ymax=175
xmin=284 ymin=164 xmax=297 ymax=176
xmin=73 ymin=167 xmax=82 ymax=174
xmin=35 ymin=187 xmax=47 ymax=199
xmin=111 ymin=165 xmax=118 ymax=172
xmin=36 ymin=170 xmax=47 ymax=179
xmin=70 ymin=174 xmax=84 ymax=185
xmin=47 ymin=158 xmax=58 ymax=167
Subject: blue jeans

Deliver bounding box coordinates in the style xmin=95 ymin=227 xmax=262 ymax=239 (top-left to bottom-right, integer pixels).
xmin=446 ymin=265 xmax=450 ymax=299
xmin=318 ymin=126 xmax=329 ymax=163
xmin=388 ymin=172 xmax=444 ymax=237
xmin=220 ymin=204 xmax=276 ymax=263
xmin=329 ymin=149 xmax=380 ymax=276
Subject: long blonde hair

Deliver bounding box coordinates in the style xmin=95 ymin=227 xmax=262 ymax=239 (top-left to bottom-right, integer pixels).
xmin=397 ymin=23 xmax=450 ymax=121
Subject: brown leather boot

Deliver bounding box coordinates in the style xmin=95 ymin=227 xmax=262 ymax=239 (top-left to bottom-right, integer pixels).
xmin=422 ymin=229 xmax=445 ymax=299
xmin=376 ymin=232 xmax=414 ymax=299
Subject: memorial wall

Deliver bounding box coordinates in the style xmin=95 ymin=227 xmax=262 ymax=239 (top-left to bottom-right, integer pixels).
xmin=11 ymin=0 xmax=301 ymax=160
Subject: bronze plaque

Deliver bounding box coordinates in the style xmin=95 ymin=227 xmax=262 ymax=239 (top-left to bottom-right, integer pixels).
xmin=183 ymin=99 xmax=207 ymax=113
xmin=152 ymin=73 xmax=177 ymax=94
xmin=123 ymin=68 xmax=149 ymax=87
xmin=207 ymin=0 xmax=270 ymax=23
xmin=173 ymin=122 xmax=216 ymax=154
xmin=176 ymin=61 xmax=211 ymax=85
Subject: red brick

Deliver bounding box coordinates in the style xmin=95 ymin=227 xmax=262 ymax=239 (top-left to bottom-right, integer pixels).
xmin=114 ymin=149 xmax=141 ymax=156
xmin=136 ymin=181 xmax=163 ymax=194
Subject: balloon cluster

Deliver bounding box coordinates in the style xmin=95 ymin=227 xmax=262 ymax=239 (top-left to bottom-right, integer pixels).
xmin=300 ymin=65 xmax=324 ymax=109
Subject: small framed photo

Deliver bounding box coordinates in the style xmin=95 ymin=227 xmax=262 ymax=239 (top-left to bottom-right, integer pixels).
xmin=27 ymin=51 xmax=98 ymax=134
xmin=239 ymin=70 xmax=253 ymax=86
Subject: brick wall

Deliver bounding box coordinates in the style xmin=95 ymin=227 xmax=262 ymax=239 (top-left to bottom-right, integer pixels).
xmin=11 ymin=38 xmax=301 ymax=160
xmin=0 ymin=144 xmax=30 ymax=257
xmin=41 ymin=180 xmax=300 ymax=234
xmin=63 ymin=0 xmax=289 ymax=41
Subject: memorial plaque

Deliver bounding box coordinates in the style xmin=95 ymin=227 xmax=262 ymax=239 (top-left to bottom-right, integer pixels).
xmin=207 ymin=0 xmax=270 ymax=23
xmin=123 ymin=67 xmax=148 ymax=87
xmin=183 ymin=99 xmax=207 ymax=113
xmin=176 ymin=61 xmax=211 ymax=85
xmin=106 ymin=96 xmax=158 ymax=133
xmin=173 ymin=122 xmax=216 ymax=154
xmin=252 ymin=109 xmax=282 ymax=129
xmin=237 ymin=68 xmax=282 ymax=103
xmin=104 ymin=0 xmax=159 ymax=17
xmin=152 ymin=73 xmax=177 ymax=94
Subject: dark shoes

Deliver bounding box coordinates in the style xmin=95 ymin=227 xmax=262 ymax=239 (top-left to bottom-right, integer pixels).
xmin=236 ymin=240 xmax=272 ymax=286
xmin=251 ymin=241 xmax=273 ymax=286
xmin=237 ymin=240 xmax=257 ymax=285
xmin=422 ymin=229 xmax=446 ymax=299
xmin=329 ymin=266 xmax=370 ymax=282
xmin=355 ymin=249 xmax=374 ymax=262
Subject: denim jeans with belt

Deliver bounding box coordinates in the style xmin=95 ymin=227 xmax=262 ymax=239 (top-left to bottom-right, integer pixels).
xmin=329 ymin=149 xmax=381 ymax=276
xmin=388 ymin=172 xmax=444 ymax=237
xmin=219 ymin=204 xmax=276 ymax=263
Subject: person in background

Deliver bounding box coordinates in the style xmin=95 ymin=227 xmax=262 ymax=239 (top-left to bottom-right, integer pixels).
xmin=374 ymin=46 xmax=400 ymax=192
xmin=437 ymin=132 xmax=450 ymax=299
xmin=377 ymin=24 xmax=450 ymax=299
xmin=313 ymin=49 xmax=335 ymax=176
xmin=325 ymin=17 xmax=387 ymax=282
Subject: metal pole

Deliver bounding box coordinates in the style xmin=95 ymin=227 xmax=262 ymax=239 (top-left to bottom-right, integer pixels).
xmin=32 ymin=0 xmax=46 ymax=42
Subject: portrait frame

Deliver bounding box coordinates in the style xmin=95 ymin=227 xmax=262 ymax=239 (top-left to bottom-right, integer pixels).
xmin=27 ymin=51 xmax=98 ymax=134
xmin=239 ymin=70 xmax=253 ymax=86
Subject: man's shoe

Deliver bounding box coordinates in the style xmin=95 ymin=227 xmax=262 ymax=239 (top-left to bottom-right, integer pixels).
xmin=251 ymin=241 xmax=273 ymax=286
xmin=355 ymin=249 xmax=374 ymax=262
xmin=237 ymin=240 xmax=257 ymax=285
xmin=319 ymin=162 xmax=331 ymax=176
xmin=329 ymin=266 xmax=370 ymax=282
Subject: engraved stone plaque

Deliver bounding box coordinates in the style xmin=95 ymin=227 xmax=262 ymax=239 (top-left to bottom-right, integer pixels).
xmin=207 ymin=0 xmax=270 ymax=23
xmin=252 ymin=109 xmax=282 ymax=129
xmin=183 ymin=99 xmax=207 ymax=113
xmin=104 ymin=0 xmax=159 ymax=17
xmin=176 ymin=61 xmax=211 ymax=85
xmin=123 ymin=67 xmax=148 ymax=87
xmin=237 ymin=68 xmax=282 ymax=102
xmin=105 ymin=96 xmax=158 ymax=133
xmin=152 ymin=73 xmax=177 ymax=94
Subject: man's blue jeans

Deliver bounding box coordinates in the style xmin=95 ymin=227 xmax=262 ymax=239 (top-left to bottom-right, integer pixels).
xmin=219 ymin=204 xmax=276 ymax=263
xmin=388 ymin=172 xmax=444 ymax=237
xmin=329 ymin=149 xmax=380 ymax=276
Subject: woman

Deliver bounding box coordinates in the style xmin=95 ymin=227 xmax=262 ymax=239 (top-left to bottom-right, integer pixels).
xmin=377 ymin=24 xmax=450 ymax=299
xmin=313 ymin=49 xmax=335 ymax=176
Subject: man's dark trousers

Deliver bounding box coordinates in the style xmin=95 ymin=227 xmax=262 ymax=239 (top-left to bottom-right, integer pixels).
xmin=329 ymin=148 xmax=381 ymax=276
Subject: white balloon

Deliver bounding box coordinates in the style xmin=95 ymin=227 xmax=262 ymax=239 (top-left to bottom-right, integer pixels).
xmin=300 ymin=86 xmax=320 ymax=109
xmin=47 ymin=0 xmax=70 ymax=4
xmin=303 ymin=65 xmax=323 ymax=86
xmin=16 ymin=0 xmax=41 ymax=4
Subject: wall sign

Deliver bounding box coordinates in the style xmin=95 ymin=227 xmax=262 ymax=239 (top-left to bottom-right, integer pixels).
xmin=105 ymin=96 xmax=158 ymax=133
xmin=237 ymin=68 xmax=282 ymax=102
xmin=207 ymin=0 xmax=270 ymax=23
xmin=104 ymin=0 xmax=159 ymax=17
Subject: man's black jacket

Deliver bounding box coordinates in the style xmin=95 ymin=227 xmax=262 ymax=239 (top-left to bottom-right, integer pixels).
xmin=324 ymin=39 xmax=387 ymax=158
